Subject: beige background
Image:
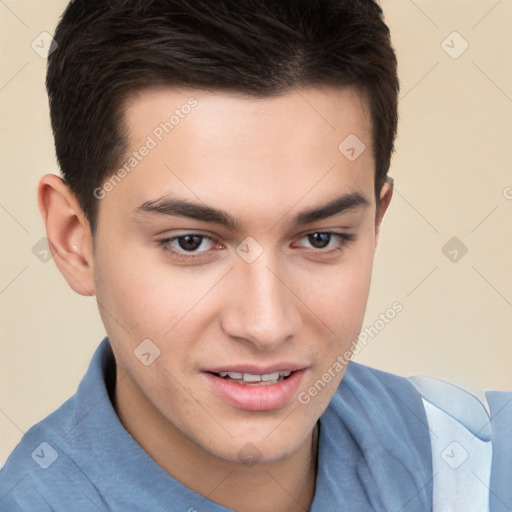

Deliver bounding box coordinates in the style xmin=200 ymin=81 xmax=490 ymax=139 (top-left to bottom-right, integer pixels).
xmin=1 ymin=0 xmax=511 ymax=466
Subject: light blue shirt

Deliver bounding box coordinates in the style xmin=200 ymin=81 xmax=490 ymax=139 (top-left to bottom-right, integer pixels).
xmin=1 ymin=337 xmax=510 ymax=511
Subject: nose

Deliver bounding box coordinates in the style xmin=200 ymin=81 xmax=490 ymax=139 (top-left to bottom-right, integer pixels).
xmin=220 ymin=250 xmax=301 ymax=352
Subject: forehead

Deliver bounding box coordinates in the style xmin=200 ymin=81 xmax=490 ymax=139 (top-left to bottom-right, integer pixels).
xmin=100 ymin=85 xmax=375 ymax=230
xmin=122 ymin=85 xmax=372 ymax=150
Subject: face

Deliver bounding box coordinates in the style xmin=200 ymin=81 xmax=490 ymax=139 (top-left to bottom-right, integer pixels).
xmin=91 ymin=85 xmax=391 ymax=464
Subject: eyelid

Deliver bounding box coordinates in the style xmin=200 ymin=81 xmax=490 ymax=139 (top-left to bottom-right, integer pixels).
xmin=156 ymin=232 xmax=226 ymax=264
xmin=293 ymin=232 xmax=356 ymax=255
xmin=157 ymin=230 xmax=356 ymax=261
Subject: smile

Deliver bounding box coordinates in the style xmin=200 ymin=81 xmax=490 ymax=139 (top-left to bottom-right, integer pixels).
xmin=203 ymin=369 xmax=306 ymax=411
xmin=214 ymin=370 xmax=292 ymax=385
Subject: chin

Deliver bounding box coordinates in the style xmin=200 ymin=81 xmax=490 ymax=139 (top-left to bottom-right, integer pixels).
xmin=203 ymin=427 xmax=310 ymax=467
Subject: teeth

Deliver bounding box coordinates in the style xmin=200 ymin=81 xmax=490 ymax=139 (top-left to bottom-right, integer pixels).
xmin=217 ymin=370 xmax=293 ymax=383
xmin=261 ymin=372 xmax=280 ymax=382
xmin=243 ymin=373 xmax=262 ymax=382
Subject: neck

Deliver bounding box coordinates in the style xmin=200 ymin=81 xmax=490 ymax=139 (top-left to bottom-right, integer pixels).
xmin=113 ymin=371 xmax=319 ymax=512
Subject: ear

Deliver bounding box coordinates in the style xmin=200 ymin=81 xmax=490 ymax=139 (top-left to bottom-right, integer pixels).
xmin=37 ymin=174 xmax=96 ymax=296
xmin=375 ymin=176 xmax=394 ymax=247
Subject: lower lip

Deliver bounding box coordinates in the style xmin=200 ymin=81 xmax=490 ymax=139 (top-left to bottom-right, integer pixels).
xmin=203 ymin=370 xmax=306 ymax=411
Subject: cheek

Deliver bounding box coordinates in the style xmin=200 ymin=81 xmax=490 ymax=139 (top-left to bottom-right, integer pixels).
xmin=92 ymin=239 xmax=169 ymax=369
xmin=298 ymin=236 xmax=375 ymax=370
xmin=297 ymin=253 xmax=374 ymax=414
xmin=93 ymin=238 xmax=224 ymax=371
xmin=93 ymin=237 xmax=183 ymax=334
xmin=302 ymin=239 xmax=374 ymax=327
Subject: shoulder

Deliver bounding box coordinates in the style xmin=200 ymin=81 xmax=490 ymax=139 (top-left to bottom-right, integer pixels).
xmin=332 ymin=362 xmax=512 ymax=511
xmin=409 ymin=376 xmax=512 ymax=512
xmin=334 ymin=360 xmax=432 ymax=457
xmin=333 ymin=360 xmax=433 ymax=452
xmin=316 ymin=361 xmax=433 ymax=511
xmin=335 ymin=359 xmax=427 ymax=416
xmin=0 ymin=396 xmax=101 ymax=511
xmin=0 ymin=339 xmax=114 ymax=511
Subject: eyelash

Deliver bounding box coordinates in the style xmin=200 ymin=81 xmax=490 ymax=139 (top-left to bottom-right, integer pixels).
xmin=157 ymin=231 xmax=356 ymax=261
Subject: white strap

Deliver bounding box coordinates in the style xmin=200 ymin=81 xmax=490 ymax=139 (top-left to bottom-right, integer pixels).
xmin=409 ymin=375 xmax=493 ymax=511
xmin=422 ymin=398 xmax=492 ymax=511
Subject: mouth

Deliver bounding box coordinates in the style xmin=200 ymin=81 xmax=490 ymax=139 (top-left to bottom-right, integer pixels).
xmin=208 ymin=370 xmax=294 ymax=386
xmin=203 ymin=367 xmax=306 ymax=411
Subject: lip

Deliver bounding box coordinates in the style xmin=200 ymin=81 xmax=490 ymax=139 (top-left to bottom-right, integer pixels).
xmin=204 ymin=362 xmax=307 ymax=375
xmin=203 ymin=369 xmax=306 ymax=411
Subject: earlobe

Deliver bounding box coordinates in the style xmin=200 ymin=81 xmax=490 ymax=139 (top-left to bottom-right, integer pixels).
xmin=37 ymin=174 xmax=96 ymax=297
xmin=375 ymin=176 xmax=394 ymax=247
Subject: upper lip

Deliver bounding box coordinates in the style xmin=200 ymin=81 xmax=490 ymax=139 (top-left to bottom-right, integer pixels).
xmin=204 ymin=363 xmax=308 ymax=375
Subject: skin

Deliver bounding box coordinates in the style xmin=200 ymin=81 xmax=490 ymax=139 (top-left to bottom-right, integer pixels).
xmin=38 ymin=85 xmax=393 ymax=512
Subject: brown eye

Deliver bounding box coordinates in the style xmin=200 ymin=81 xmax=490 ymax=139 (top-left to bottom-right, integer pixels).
xmin=307 ymin=233 xmax=332 ymax=249
xmin=177 ymin=235 xmax=204 ymax=251
xmin=299 ymin=232 xmax=355 ymax=252
xmin=158 ymin=233 xmax=217 ymax=260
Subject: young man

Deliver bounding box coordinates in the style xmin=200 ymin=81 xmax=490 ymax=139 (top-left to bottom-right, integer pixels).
xmin=1 ymin=0 xmax=510 ymax=511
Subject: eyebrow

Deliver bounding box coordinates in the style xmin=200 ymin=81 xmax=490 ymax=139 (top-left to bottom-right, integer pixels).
xmin=133 ymin=191 xmax=370 ymax=230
